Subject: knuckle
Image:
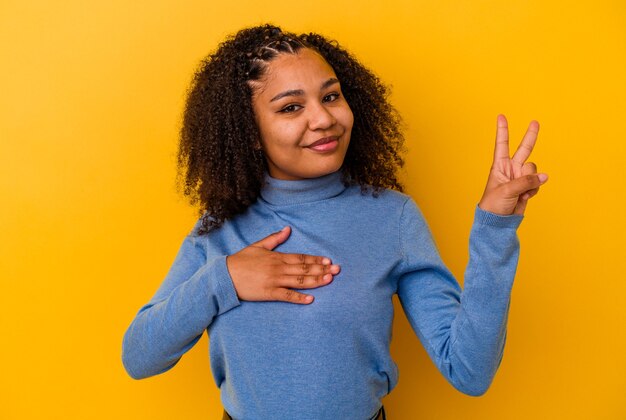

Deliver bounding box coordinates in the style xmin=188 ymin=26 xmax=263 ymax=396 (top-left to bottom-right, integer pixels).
xmin=299 ymin=253 xmax=305 ymax=262
xmin=525 ymin=174 xmax=537 ymax=186
xmin=284 ymin=289 xmax=294 ymax=300
xmin=297 ymin=275 xmax=305 ymax=285
xmin=302 ymin=263 xmax=310 ymax=273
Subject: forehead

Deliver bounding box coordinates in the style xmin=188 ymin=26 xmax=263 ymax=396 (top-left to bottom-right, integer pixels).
xmin=253 ymin=49 xmax=337 ymax=95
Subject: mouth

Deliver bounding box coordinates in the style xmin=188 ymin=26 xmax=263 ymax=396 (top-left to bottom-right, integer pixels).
xmin=305 ymin=136 xmax=340 ymax=152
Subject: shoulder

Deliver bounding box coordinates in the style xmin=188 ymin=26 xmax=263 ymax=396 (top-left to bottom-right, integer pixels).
xmin=185 ymin=211 xmax=251 ymax=254
xmin=188 ymin=214 xmax=208 ymax=237
xmin=185 ymin=213 xmax=219 ymax=248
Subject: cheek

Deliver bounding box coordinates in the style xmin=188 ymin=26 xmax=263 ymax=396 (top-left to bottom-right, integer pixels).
xmin=262 ymin=119 xmax=305 ymax=149
xmin=338 ymin=105 xmax=354 ymax=132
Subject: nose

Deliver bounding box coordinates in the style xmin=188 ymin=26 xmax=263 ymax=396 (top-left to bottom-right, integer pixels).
xmin=307 ymin=102 xmax=336 ymax=131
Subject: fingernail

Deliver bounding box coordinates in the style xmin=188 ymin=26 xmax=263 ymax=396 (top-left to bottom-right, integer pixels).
xmin=323 ymin=274 xmax=332 ymax=281
xmin=538 ymin=173 xmax=548 ymax=183
xmin=304 ymin=295 xmax=314 ymax=303
xmin=330 ymin=264 xmax=340 ymax=273
xmin=322 ymin=257 xmax=331 ymax=265
xmin=531 ymin=120 xmax=540 ymax=131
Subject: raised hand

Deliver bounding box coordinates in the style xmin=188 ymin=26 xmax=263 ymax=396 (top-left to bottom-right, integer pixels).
xmin=478 ymin=115 xmax=549 ymax=215
xmin=226 ymin=227 xmax=339 ymax=304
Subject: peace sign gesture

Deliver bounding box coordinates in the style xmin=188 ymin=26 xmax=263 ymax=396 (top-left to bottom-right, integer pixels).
xmin=478 ymin=115 xmax=549 ymax=216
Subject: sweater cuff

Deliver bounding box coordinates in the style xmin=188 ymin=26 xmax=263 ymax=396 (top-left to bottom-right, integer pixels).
xmin=474 ymin=205 xmax=523 ymax=229
xmin=204 ymin=255 xmax=241 ymax=315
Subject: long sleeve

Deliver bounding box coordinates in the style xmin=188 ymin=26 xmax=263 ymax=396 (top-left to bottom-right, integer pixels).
xmin=397 ymin=199 xmax=523 ymax=396
xmin=121 ymin=231 xmax=240 ymax=379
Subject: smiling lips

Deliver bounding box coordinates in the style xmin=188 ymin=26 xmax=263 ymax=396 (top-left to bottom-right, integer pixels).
xmin=306 ymin=136 xmax=339 ymax=152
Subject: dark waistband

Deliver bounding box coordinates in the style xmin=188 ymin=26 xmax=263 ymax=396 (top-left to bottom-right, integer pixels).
xmin=222 ymin=405 xmax=386 ymax=420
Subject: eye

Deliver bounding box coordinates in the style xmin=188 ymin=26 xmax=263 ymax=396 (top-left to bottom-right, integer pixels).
xmin=323 ymin=92 xmax=340 ymax=103
xmin=278 ymin=104 xmax=303 ymax=113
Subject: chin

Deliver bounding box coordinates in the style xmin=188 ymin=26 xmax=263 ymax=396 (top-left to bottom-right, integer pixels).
xmin=269 ymin=155 xmax=346 ymax=180
xmin=307 ymin=163 xmax=344 ymax=179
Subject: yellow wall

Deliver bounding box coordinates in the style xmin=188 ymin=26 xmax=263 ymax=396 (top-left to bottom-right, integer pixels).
xmin=1 ymin=1 xmax=624 ymax=418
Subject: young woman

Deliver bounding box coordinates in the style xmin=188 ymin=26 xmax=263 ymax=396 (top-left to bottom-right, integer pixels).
xmin=122 ymin=24 xmax=547 ymax=419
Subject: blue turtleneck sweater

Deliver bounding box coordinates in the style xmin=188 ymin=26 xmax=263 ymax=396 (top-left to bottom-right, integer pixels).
xmin=122 ymin=172 xmax=523 ymax=419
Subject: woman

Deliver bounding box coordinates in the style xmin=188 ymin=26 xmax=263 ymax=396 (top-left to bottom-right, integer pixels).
xmin=122 ymin=24 xmax=547 ymax=419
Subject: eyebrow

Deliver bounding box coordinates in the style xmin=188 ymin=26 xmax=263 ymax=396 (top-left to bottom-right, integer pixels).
xmin=269 ymin=77 xmax=340 ymax=102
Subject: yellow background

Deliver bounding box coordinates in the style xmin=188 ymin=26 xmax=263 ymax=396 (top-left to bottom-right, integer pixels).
xmin=1 ymin=0 xmax=625 ymax=418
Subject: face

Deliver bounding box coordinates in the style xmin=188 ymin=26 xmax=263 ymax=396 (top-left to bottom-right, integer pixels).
xmin=250 ymin=48 xmax=354 ymax=180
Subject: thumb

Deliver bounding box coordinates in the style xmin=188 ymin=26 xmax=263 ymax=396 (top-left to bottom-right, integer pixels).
xmin=253 ymin=226 xmax=291 ymax=251
xmin=503 ymin=173 xmax=548 ymax=198
xmin=513 ymin=162 xmax=539 ymax=215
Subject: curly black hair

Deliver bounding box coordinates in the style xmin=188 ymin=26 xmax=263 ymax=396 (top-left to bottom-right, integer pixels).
xmin=178 ymin=24 xmax=405 ymax=234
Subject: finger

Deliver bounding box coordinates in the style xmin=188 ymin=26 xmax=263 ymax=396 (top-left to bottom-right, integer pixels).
xmin=280 ymin=253 xmax=330 ymax=266
xmin=281 ymin=262 xmax=340 ymax=276
xmin=512 ymin=120 xmax=539 ymax=165
xmin=522 ymin=161 xmax=537 ymax=175
xmin=514 ymin=196 xmax=529 ymax=215
xmin=252 ymin=226 xmax=291 ymax=251
xmin=493 ymin=114 xmax=510 ymax=162
xmin=503 ymin=173 xmax=548 ymax=198
xmin=520 ymin=162 xmax=540 ymax=198
xmin=514 ymin=184 xmax=542 ymax=215
xmin=514 ymin=163 xmax=542 ymax=215
xmin=271 ymin=288 xmax=314 ymax=304
xmin=279 ymin=273 xmax=333 ymax=289
xmin=525 ymin=189 xmax=540 ymax=200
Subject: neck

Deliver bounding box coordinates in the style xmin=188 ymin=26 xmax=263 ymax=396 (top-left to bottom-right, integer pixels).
xmin=259 ymin=171 xmax=346 ymax=206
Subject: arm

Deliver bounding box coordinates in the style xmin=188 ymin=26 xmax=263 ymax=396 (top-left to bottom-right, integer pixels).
xmin=121 ymin=232 xmax=240 ymax=379
xmin=397 ymin=200 xmax=522 ymax=396
xmin=121 ymin=225 xmax=340 ymax=379
xmin=398 ymin=115 xmax=548 ymax=395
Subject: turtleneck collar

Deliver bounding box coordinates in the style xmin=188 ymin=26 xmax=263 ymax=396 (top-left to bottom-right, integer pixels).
xmin=259 ymin=171 xmax=347 ymax=206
